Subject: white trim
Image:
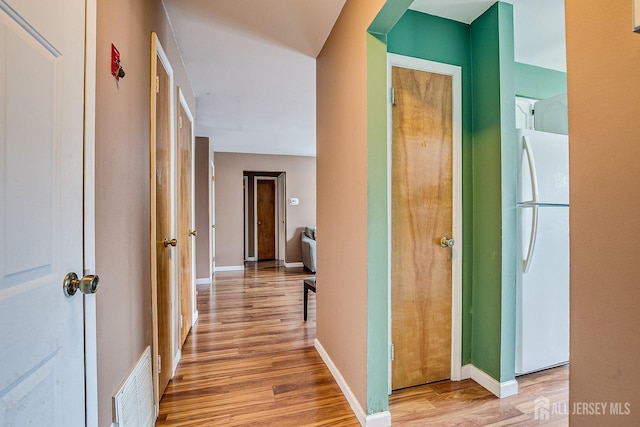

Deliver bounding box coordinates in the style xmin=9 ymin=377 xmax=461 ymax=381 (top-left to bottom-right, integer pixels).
xmin=253 ymin=176 xmax=278 ymax=260
xmin=195 ymin=278 xmax=211 ymax=285
xmin=247 ymin=256 xmax=256 ymax=262
xmin=366 ymin=411 xmax=392 ymax=427
xmin=192 ymin=309 xmax=198 ymax=326
xmin=386 ymin=54 xmax=464 ymax=389
xmin=83 ymin=0 xmax=98 ymax=425
xmin=214 ymin=265 xmax=245 ymax=272
xmin=172 ymin=348 xmax=181 ymax=378
xmin=277 ymin=173 xmax=287 ymax=261
xmin=284 ymin=262 xmax=304 ymax=268
xmin=314 ymin=339 xmax=366 ymax=426
xmin=465 ymin=364 xmax=519 ymax=398
xmin=460 ymin=363 xmax=472 ymax=379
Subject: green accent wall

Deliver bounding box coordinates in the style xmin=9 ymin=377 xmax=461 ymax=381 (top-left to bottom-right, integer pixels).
xmin=387 ymin=10 xmax=474 ymax=366
xmin=366 ymin=0 xmax=411 ymax=414
xmin=366 ymin=32 xmax=391 ymax=415
xmin=470 ymin=1 xmax=517 ymax=382
xmin=515 ymin=62 xmax=567 ymax=100
xmin=364 ymin=0 xmax=523 ymax=413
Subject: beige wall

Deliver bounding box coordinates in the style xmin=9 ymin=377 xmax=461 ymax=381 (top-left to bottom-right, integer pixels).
xmin=195 ymin=137 xmax=211 ymax=280
xmin=95 ymin=1 xmax=195 ymax=425
xmin=316 ymin=0 xmax=386 ymax=410
xmin=566 ymin=1 xmax=640 ymax=425
xmin=214 ymin=152 xmax=316 ymax=267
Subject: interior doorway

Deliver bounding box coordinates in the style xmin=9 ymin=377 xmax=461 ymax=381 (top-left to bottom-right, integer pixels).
xmin=243 ymin=171 xmax=286 ymax=262
xmin=388 ymin=54 xmax=463 ymax=391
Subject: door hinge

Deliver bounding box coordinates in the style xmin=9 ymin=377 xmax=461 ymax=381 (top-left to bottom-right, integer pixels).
xmin=157 ymin=355 xmax=162 ymax=373
xmin=390 ymin=344 xmax=395 ymax=361
xmin=180 ymin=314 xmax=184 ymax=329
xmin=390 ymin=87 xmax=395 ymax=105
xmin=179 ymin=115 xmax=183 ymax=129
xmin=531 ymin=107 xmax=535 ymax=116
xmin=155 ymin=76 xmax=160 ymax=93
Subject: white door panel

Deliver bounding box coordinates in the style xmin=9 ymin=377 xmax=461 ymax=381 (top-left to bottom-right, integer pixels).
xmin=517 ymin=129 xmax=569 ymax=205
xmin=516 ymin=206 xmax=570 ymax=374
xmin=515 ymin=96 xmax=535 ymax=130
xmin=0 ymin=0 xmax=86 ymax=424
xmin=534 ymin=93 xmax=568 ymax=135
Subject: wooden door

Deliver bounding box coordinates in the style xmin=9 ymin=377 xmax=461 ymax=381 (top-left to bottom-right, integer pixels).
xmin=155 ymin=53 xmax=173 ymax=395
xmin=0 ymin=0 xmax=87 ymax=424
xmin=177 ymin=96 xmax=193 ymax=346
xmin=256 ymin=179 xmax=276 ymax=260
xmin=391 ymin=66 xmax=453 ymax=390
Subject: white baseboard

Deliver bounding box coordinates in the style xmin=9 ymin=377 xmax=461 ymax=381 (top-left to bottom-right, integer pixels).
xmin=315 ymin=339 xmax=366 ymax=426
xmin=214 ymin=265 xmax=244 ymax=272
xmin=246 ymin=257 xmax=256 ymax=262
xmin=172 ymin=349 xmax=181 ymax=377
xmin=195 ymin=278 xmax=211 ymax=285
xmin=366 ymin=411 xmax=391 ymax=427
xmin=284 ymin=261 xmax=304 ymax=268
xmin=460 ymin=364 xmax=472 ymax=380
xmin=192 ymin=310 xmax=198 ymax=326
xmin=464 ymin=364 xmax=519 ymax=398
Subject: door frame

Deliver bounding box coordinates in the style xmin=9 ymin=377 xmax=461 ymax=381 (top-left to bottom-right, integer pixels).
xmin=150 ymin=32 xmax=176 ymax=409
xmin=84 ymin=0 xmax=99 ymax=425
xmin=253 ymin=176 xmax=279 ymax=260
xmin=277 ymin=173 xmax=286 ymax=262
xmin=387 ymin=53 xmax=463 ymax=391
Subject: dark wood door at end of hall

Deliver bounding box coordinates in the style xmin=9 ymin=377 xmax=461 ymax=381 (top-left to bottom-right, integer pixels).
xmin=257 ymin=180 xmax=276 ymax=260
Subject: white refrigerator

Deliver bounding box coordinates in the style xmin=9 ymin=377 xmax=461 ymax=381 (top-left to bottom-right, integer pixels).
xmin=515 ymin=128 xmax=570 ymax=375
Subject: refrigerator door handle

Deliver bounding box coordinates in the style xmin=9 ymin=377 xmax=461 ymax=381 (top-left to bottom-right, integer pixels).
xmin=523 ymin=205 xmax=539 ymax=273
xmin=522 ymin=135 xmax=539 ymax=204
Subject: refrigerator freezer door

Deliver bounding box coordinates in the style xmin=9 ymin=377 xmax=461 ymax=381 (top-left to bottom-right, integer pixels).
xmin=516 ymin=205 xmax=570 ymax=375
xmin=517 ymin=129 xmax=569 ymax=205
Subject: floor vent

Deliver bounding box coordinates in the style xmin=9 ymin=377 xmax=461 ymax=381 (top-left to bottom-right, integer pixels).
xmin=112 ymin=346 xmax=154 ymax=427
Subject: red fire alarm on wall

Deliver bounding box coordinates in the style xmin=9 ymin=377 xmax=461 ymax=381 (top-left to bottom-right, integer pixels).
xmin=111 ymin=43 xmax=125 ymax=80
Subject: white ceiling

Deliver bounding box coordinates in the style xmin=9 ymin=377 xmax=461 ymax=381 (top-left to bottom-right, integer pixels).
xmin=163 ymin=0 xmax=566 ymax=157
xmin=162 ymin=0 xmax=347 ymax=157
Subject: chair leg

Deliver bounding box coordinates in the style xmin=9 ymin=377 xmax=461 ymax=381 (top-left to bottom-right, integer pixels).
xmin=304 ymin=284 xmax=309 ymax=321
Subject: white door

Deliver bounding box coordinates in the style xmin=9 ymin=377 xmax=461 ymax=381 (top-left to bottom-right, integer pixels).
xmin=0 ymin=0 xmax=87 ymax=425
xmin=515 ymin=96 xmax=535 ymax=130
xmin=534 ymin=93 xmax=568 ymax=135
xmin=516 ymin=205 xmax=570 ymax=374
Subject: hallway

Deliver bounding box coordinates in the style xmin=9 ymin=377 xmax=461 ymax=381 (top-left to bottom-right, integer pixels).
xmin=156 ymin=262 xmax=359 ymax=426
xmin=156 ymin=262 xmax=568 ymax=426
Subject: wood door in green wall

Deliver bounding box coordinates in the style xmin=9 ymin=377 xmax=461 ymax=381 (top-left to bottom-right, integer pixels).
xmin=391 ymin=66 xmax=453 ymax=390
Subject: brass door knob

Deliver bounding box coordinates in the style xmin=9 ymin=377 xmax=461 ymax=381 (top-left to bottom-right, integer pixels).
xmin=63 ymin=272 xmax=99 ymax=297
xmin=163 ymin=238 xmax=177 ymax=248
xmin=189 ymin=230 xmax=197 ymax=237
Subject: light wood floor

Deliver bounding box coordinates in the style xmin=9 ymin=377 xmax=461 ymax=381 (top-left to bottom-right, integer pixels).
xmin=156 ymin=261 xmax=568 ymax=426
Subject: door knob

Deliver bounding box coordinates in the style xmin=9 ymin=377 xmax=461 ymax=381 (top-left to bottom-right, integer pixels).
xmin=189 ymin=230 xmax=197 ymax=237
xmin=163 ymin=238 xmax=177 ymax=247
xmin=440 ymin=236 xmax=455 ymax=248
xmin=63 ymin=272 xmax=99 ymax=297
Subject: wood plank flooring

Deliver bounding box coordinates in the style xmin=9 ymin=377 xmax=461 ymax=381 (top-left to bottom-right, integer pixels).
xmin=156 ymin=261 xmax=568 ymax=426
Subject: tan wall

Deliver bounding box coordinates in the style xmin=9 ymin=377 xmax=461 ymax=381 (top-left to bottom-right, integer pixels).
xmin=194 ymin=137 xmax=211 ymax=280
xmin=566 ymin=1 xmax=640 ymax=425
xmin=214 ymin=153 xmax=316 ymax=267
xmin=95 ymin=1 xmax=195 ymax=425
xmin=316 ymin=0 xmax=386 ymax=410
